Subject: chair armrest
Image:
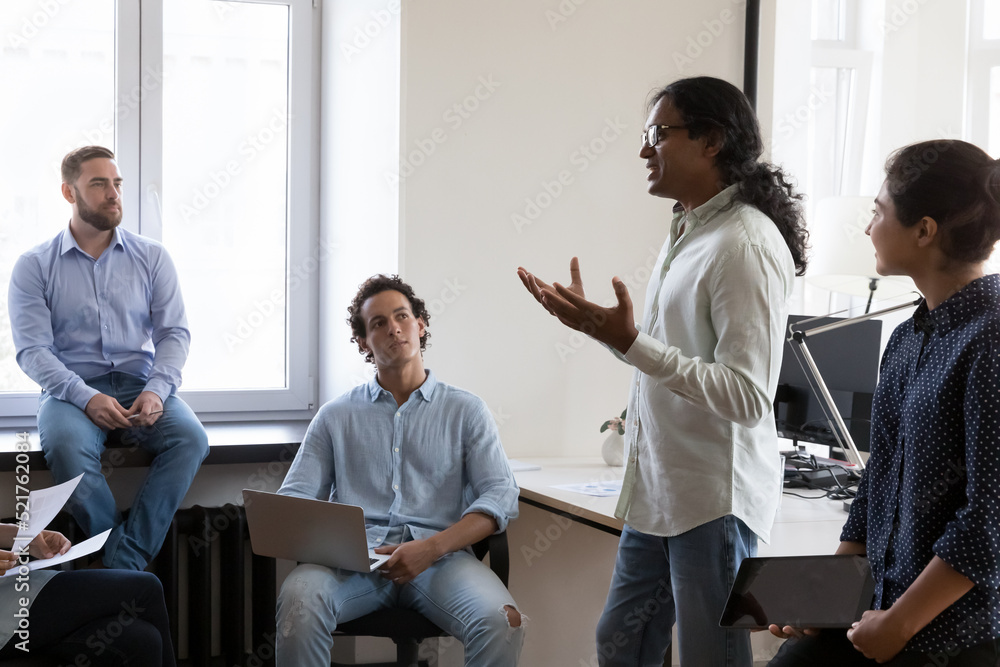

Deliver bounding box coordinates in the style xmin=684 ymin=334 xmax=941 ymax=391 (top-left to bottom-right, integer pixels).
xmin=472 ymin=531 xmax=509 ymax=587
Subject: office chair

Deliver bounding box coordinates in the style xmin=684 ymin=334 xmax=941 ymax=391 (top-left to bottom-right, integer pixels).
xmin=332 ymin=531 xmax=510 ymax=667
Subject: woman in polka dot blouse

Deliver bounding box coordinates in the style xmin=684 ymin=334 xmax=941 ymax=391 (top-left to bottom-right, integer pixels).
xmin=769 ymin=140 xmax=1000 ymax=666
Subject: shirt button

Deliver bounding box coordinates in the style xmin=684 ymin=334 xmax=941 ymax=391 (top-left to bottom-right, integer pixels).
xmin=376 ymin=537 xmax=382 ymax=543
xmin=393 ymin=484 xmax=399 ymax=490
xmin=394 ymin=448 xmax=399 ymax=452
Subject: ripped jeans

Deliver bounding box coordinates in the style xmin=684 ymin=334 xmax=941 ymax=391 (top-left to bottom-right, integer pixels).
xmin=276 ymin=550 xmax=523 ymax=667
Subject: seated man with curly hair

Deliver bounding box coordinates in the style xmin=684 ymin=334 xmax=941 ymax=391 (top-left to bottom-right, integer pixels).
xmin=274 ymin=274 xmax=524 ymax=667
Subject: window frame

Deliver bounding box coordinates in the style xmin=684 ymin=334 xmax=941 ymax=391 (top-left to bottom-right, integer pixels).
xmin=0 ymin=0 xmax=320 ymax=425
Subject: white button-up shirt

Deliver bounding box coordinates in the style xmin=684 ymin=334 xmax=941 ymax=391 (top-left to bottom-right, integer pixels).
xmin=615 ymin=185 xmax=794 ymax=542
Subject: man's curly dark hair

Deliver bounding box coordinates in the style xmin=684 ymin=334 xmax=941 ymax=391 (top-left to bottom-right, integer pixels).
xmin=347 ymin=274 xmax=431 ymax=364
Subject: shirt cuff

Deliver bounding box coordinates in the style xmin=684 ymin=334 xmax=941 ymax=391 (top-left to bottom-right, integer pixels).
xmin=462 ymin=502 xmax=512 ymax=533
xmin=68 ymin=383 xmax=102 ymax=412
xmin=142 ymin=378 xmax=173 ymax=404
xmin=623 ymin=331 xmax=676 ymax=375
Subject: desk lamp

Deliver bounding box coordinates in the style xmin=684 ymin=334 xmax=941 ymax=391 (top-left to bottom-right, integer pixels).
xmin=808 ymin=197 xmax=916 ymax=313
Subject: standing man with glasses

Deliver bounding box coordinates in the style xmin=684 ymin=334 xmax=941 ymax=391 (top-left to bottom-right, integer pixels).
xmin=8 ymin=145 xmax=208 ymax=570
xmin=518 ymin=76 xmax=809 ymax=666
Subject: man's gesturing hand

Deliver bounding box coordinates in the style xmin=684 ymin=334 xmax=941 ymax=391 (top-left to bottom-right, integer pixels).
xmin=517 ymin=256 xmax=586 ymax=316
xmin=518 ymin=257 xmax=639 ymax=354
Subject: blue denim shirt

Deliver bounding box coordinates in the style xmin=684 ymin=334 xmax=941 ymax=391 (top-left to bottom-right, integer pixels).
xmin=841 ymin=274 xmax=1000 ymax=652
xmin=279 ymin=371 xmax=519 ymax=548
xmin=8 ymin=226 xmax=190 ymax=409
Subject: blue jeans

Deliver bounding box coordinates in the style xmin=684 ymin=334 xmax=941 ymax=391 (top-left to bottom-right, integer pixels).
xmin=38 ymin=372 xmax=208 ymax=570
xmin=595 ymin=516 xmax=757 ymax=667
xmin=276 ymin=550 xmax=523 ymax=667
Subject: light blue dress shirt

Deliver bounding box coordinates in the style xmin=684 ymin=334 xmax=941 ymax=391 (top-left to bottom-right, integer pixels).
xmin=278 ymin=371 xmax=519 ymax=547
xmin=8 ymin=226 xmax=190 ymax=410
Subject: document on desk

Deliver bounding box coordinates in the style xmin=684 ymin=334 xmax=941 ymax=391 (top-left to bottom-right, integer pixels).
xmin=551 ymin=480 xmax=623 ymax=497
xmin=1 ymin=530 xmax=111 ymax=576
xmin=508 ymin=458 xmax=542 ymax=472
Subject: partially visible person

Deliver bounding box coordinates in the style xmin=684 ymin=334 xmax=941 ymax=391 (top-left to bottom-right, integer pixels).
xmin=518 ymin=76 xmax=807 ymax=666
xmin=7 ymin=146 xmax=208 ymax=570
xmin=769 ymin=140 xmax=1000 ymax=665
xmin=275 ymin=274 xmax=523 ymax=667
xmin=0 ymin=523 xmax=175 ymax=665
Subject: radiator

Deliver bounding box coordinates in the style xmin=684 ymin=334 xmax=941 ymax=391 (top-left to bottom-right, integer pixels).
xmin=6 ymin=505 xmax=277 ymax=667
xmin=154 ymin=504 xmax=277 ymax=667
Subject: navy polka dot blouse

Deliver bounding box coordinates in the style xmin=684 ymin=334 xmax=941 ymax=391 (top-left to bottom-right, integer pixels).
xmin=841 ymin=273 xmax=1000 ymax=652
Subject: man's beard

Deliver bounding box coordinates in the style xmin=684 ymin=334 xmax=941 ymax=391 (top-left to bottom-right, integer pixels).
xmin=74 ymin=186 xmax=122 ymax=231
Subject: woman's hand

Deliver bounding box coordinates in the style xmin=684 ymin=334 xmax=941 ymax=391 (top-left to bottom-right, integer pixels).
xmin=0 ymin=549 xmax=19 ymax=575
xmin=846 ymin=609 xmax=911 ymax=663
xmin=28 ymin=530 xmax=71 ymax=560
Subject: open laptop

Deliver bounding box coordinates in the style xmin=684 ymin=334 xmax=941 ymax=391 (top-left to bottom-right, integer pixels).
xmin=242 ymin=489 xmax=391 ymax=573
xmin=719 ymin=555 xmax=875 ymax=629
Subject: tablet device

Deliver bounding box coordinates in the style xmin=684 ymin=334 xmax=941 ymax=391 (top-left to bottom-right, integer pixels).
xmin=719 ymin=555 xmax=874 ymax=629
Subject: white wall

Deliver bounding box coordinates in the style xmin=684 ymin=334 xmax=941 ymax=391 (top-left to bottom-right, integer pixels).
xmin=396 ymin=0 xmax=748 ymax=459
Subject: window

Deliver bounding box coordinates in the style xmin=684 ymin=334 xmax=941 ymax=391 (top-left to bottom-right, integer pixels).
xmin=771 ymin=0 xmax=999 ymax=295
xmin=771 ymin=0 xmax=874 ymax=219
xmin=969 ymin=0 xmax=1000 ymax=269
xmin=0 ymin=0 xmax=318 ymax=422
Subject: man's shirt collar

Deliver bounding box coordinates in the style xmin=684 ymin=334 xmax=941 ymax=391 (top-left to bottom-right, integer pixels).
xmin=59 ymin=224 xmax=125 ymax=257
xmin=670 ymin=183 xmax=740 ymax=233
xmin=366 ymin=369 xmax=438 ymax=403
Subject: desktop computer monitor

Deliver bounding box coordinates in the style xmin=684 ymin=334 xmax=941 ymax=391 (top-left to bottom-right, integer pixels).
xmin=773 ymin=314 xmax=883 ymax=455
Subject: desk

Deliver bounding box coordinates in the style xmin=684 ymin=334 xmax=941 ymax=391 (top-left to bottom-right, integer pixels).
xmin=514 ymin=457 xmax=847 ymax=552
xmin=510 ymin=457 xmax=850 ymax=666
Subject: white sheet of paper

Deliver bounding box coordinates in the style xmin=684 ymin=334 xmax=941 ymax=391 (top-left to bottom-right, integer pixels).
xmin=12 ymin=474 xmax=84 ymax=546
xmin=2 ymin=529 xmax=111 ymax=577
xmin=507 ymin=459 xmax=542 ymax=472
xmin=550 ymin=480 xmax=623 ymax=497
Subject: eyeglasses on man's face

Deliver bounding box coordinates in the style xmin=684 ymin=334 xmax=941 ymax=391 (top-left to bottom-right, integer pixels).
xmin=641 ymin=124 xmax=688 ymax=149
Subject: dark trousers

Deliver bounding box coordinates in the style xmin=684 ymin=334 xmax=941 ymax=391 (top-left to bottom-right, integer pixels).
xmin=0 ymin=570 xmax=175 ymax=667
xmin=769 ymin=629 xmax=1000 ymax=667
